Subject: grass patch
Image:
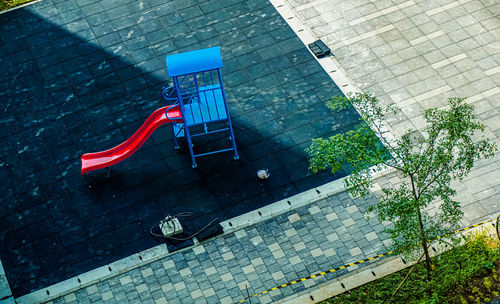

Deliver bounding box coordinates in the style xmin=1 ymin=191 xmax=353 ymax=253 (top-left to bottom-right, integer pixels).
xmin=321 ymin=232 xmax=500 ymax=304
xmin=0 ymin=0 xmax=35 ymax=12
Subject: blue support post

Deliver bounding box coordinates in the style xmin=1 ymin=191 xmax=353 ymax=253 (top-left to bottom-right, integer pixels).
xmin=217 ymin=69 xmax=239 ymax=160
xmin=173 ymin=76 xmax=197 ymax=168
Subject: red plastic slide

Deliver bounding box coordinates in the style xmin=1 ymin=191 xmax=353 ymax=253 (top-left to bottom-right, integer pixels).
xmin=81 ymin=105 xmax=182 ymax=175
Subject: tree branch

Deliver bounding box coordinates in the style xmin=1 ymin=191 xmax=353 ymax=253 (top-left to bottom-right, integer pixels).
xmin=410 ymin=128 xmax=442 ymax=176
xmin=416 ymin=164 xmax=449 ymax=201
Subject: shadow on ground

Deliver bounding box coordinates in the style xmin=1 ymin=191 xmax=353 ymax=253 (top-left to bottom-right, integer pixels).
xmin=0 ymin=0 xmax=365 ymax=296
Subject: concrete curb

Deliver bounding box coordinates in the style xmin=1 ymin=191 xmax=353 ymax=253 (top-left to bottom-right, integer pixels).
xmin=0 ymin=0 xmax=41 ymax=15
xmin=268 ymin=0 xmax=360 ymax=97
xmin=15 ymin=246 xmax=170 ymax=304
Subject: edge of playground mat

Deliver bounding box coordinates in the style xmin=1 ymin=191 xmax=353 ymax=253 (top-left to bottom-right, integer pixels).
xmin=13 ymin=169 xmax=389 ymax=304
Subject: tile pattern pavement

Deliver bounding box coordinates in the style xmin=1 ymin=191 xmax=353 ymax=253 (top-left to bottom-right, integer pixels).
xmin=46 ymin=192 xmax=390 ymax=304
xmin=0 ymin=0 xmax=373 ymax=296
xmin=286 ymin=0 xmax=500 ymax=224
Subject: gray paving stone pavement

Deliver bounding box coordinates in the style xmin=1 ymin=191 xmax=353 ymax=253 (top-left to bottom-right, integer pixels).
xmin=285 ymin=0 xmax=500 ymax=224
xmin=45 ymin=192 xmax=389 ymax=303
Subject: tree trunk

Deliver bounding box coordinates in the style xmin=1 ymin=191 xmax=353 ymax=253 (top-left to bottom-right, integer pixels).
xmin=417 ymin=208 xmax=432 ymax=282
xmin=410 ymin=175 xmax=432 ymax=281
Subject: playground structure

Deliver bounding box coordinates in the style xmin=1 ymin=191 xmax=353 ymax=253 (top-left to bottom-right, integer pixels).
xmin=81 ymin=47 xmax=239 ymax=174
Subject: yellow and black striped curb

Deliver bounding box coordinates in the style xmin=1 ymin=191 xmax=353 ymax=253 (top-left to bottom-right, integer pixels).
xmin=236 ymin=214 xmax=500 ymax=303
xmin=237 ymin=251 xmax=394 ymax=303
xmin=436 ymin=215 xmax=499 ymax=240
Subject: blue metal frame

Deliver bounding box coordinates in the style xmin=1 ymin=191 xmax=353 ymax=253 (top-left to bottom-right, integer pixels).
xmin=164 ymin=47 xmax=238 ymax=168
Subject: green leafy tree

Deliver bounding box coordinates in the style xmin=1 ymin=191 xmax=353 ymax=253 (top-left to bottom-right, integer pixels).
xmin=307 ymin=93 xmax=497 ymax=280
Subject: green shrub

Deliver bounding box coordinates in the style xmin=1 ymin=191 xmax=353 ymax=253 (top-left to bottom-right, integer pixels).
xmin=483 ymin=277 xmax=492 ymax=291
xmin=429 ymin=232 xmax=500 ymax=301
xmin=457 ymin=295 xmax=467 ymax=304
xmin=0 ymin=0 xmax=35 ymax=11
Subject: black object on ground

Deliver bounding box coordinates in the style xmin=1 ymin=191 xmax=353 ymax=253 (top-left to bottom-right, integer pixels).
xmin=196 ymin=222 xmax=224 ymax=242
xmin=165 ymin=238 xmax=194 ymax=252
xmin=308 ymin=40 xmax=331 ymax=58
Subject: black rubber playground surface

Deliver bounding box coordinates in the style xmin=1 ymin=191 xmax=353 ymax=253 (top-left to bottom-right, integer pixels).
xmin=0 ymin=0 xmax=367 ymax=296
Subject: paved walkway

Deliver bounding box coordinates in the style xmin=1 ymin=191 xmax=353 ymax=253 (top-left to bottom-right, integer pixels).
xmin=285 ymin=0 xmax=499 ymax=224
xmin=44 ymin=191 xmax=390 ymax=304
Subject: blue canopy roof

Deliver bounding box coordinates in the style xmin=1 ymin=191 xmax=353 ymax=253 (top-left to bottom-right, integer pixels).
xmin=166 ymin=47 xmax=223 ymax=77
